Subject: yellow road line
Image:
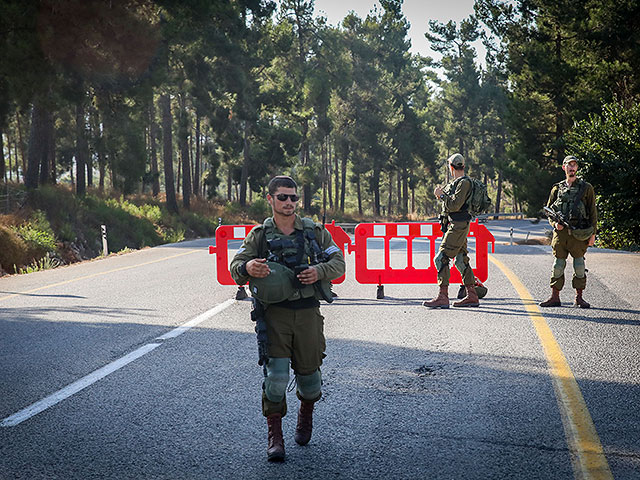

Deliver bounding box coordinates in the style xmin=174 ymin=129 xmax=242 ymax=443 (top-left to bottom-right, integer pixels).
xmin=489 ymin=255 xmax=613 ymax=480
xmin=0 ymin=249 xmax=199 ymax=303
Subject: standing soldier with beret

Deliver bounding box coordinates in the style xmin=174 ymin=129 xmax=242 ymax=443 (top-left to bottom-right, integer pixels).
xmin=230 ymin=175 xmax=345 ymax=462
xmin=423 ymin=153 xmax=480 ymax=309
xmin=540 ymin=155 xmax=597 ymax=308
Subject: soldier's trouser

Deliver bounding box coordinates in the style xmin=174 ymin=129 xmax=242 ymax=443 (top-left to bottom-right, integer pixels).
xmin=262 ymin=305 xmax=325 ymax=417
xmin=550 ymin=229 xmax=589 ymax=290
xmin=434 ymin=220 xmax=474 ymax=287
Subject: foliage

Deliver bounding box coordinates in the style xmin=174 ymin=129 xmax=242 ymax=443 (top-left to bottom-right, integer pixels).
xmin=14 ymin=210 xmax=57 ymax=253
xmin=18 ymin=253 xmax=61 ymax=274
xmin=566 ymin=100 xmax=640 ymax=250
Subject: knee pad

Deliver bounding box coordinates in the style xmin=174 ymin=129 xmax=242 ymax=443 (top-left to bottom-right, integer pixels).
xmin=454 ymin=253 xmax=468 ymax=276
xmin=296 ymin=369 xmax=322 ymax=402
xmin=552 ymin=258 xmax=566 ymax=279
xmin=264 ymin=357 xmax=290 ymax=403
xmin=434 ymin=250 xmax=450 ymax=272
xmin=573 ymin=257 xmax=586 ymax=278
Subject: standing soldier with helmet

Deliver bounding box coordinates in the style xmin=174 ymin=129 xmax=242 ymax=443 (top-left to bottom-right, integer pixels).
xmin=540 ymin=155 xmax=597 ymax=308
xmin=230 ymin=175 xmax=345 ymax=462
xmin=423 ymin=153 xmax=480 ymax=309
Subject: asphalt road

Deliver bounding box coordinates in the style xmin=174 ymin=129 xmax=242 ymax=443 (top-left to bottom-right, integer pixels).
xmin=1 ymin=219 xmax=639 ymax=479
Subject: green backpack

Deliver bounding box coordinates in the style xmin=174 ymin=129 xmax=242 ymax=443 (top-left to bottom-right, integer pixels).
xmin=466 ymin=178 xmax=492 ymax=216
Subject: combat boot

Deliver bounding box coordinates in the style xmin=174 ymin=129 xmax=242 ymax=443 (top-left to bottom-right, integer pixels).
xmin=294 ymin=400 xmax=315 ymax=446
xmin=266 ymin=414 xmax=285 ymax=462
xmin=453 ymin=285 xmax=480 ymax=307
xmin=574 ymin=289 xmax=591 ymax=308
xmin=540 ymin=288 xmax=561 ymax=307
xmin=422 ymin=285 xmax=449 ymax=309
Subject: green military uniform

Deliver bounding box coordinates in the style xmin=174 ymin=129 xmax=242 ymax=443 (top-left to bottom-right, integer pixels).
xmin=546 ymin=177 xmax=597 ymax=290
xmin=435 ymin=176 xmax=475 ymax=287
xmin=230 ymin=214 xmax=345 ymax=417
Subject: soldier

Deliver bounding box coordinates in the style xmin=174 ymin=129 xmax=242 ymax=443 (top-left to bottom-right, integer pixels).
xmin=540 ymin=155 xmax=597 ymax=308
xmin=230 ymin=175 xmax=345 ymax=462
xmin=423 ymin=153 xmax=479 ymax=309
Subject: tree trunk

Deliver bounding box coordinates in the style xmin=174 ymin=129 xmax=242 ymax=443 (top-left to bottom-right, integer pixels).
xmin=402 ymin=169 xmax=409 ymax=215
xmin=321 ymin=137 xmax=327 ymax=221
xmin=15 ymin=112 xmax=26 ymax=182
xmin=25 ymin=100 xmax=47 ymax=189
xmin=179 ymin=98 xmax=191 ymax=210
xmin=239 ymin=120 xmax=250 ymax=206
xmin=75 ymin=103 xmax=87 ymax=196
xmin=327 ymin=137 xmax=332 ymax=210
xmin=356 ymin=173 xmax=362 ymax=216
xmin=0 ymin=131 xmax=5 ymax=182
xmin=495 ymin=170 xmax=503 ymax=218
xmin=333 ymin=139 xmax=340 ymax=210
xmin=194 ymin=115 xmax=200 ymax=197
xmin=149 ymin=96 xmax=160 ymax=197
xmin=160 ymin=94 xmax=178 ymax=214
xmin=340 ymin=154 xmax=347 ymax=212
xmin=387 ymin=171 xmax=393 ymax=216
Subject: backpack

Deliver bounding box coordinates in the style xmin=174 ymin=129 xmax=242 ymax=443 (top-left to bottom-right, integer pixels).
xmin=466 ymin=178 xmax=492 ymax=216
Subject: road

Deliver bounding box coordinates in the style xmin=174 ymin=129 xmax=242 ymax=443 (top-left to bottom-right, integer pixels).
xmin=1 ymin=219 xmax=639 ymax=479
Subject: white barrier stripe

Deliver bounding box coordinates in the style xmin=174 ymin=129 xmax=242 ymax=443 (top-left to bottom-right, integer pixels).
xmin=156 ymin=298 xmax=235 ymax=340
xmin=1 ymin=343 xmax=161 ymax=427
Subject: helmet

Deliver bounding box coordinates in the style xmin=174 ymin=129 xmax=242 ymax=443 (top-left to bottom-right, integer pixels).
xmin=571 ymin=226 xmax=594 ymax=242
xmin=249 ymin=261 xmax=295 ymax=304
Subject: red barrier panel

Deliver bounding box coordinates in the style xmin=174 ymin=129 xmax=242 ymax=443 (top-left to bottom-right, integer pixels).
xmin=347 ymin=221 xmax=495 ymax=285
xmin=209 ymin=221 xmax=349 ymax=285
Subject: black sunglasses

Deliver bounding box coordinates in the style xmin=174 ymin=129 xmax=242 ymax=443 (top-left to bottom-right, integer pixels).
xmin=275 ymin=193 xmax=299 ymax=202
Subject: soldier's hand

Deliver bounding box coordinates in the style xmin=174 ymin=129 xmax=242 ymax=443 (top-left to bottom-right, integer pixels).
xmin=297 ymin=266 xmax=318 ymax=285
xmin=556 ymin=223 xmax=564 ymax=231
xmin=434 ymin=186 xmax=444 ymax=199
xmin=247 ymin=258 xmax=270 ymax=278
xmin=588 ymin=234 xmax=595 ymax=246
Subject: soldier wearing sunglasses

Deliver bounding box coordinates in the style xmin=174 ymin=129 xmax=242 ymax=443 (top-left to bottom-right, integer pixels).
xmin=230 ymin=175 xmax=345 ymax=462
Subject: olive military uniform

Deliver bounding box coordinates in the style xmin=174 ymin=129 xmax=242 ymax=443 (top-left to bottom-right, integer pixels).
xmin=546 ymin=177 xmax=597 ymax=290
xmin=230 ymin=214 xmax=345 ymax=417
xmin=436 ymin=176 xmax=475 ymax=287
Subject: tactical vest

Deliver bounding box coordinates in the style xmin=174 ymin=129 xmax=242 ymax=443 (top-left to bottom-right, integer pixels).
xmin=442 ymin=176 xmax=472 ymax=220
xmin=552 ymin=178 xmax=589 ymax=229
xmin=258 ymin=217 xmax=329 ymax=303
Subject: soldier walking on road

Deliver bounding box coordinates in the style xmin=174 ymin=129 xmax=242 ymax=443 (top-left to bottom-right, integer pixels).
xmin=230 ymin=175 xmax=345 ymax=462
xmin=423 ymin=153 xmax=480 ymax=309
xmin=540 ymin=155 xmax=597 ymax=308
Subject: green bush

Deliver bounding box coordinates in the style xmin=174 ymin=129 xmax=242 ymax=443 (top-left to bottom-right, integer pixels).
xmin=15 ymin=210 xmax=57 ymax=253
xmin=566 ymin=100 xmax=640 ymax=250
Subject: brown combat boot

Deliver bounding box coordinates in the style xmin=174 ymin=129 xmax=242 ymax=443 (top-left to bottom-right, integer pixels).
xmin=453 ymin=285 xmax=480 ymax=307
xmin=422 ymin=285 xmax=449 ymax=309
xmin=266 ymin=414 xmax=285 ymax=462
xmin=540 ymin=288 xmax=561 ymax=307
xmin=574 ymin=289 xmax=591 ymax=308
xmin=294 ymin=400 xmax=315 ymax=446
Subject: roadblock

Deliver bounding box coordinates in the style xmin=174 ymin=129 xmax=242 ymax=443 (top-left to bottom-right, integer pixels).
xmin=209 ymin=220 xmax=495 ymax=298
xmin=208 ymin=221 xmax=350 ymax=286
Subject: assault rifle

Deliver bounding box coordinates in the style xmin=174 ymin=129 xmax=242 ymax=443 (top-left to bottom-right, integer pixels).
xmin=250 ymin=298 xmax=269 ymax=370
xmin=543 ymin=206 xmax=570 ymax=229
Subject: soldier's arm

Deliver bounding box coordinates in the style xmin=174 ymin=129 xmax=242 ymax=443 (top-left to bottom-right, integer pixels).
xmin=230 ymin=227 xmax=263 ymax=286
xmin=444 ymin=179 xmax=471 ymax=213
xmin=313 ymin=227 xmax=346 ymax=281
xmin=585 ymin=184 xmax=598 ymax=233
xmin=546 ymin=186 xmax=559 ymax=229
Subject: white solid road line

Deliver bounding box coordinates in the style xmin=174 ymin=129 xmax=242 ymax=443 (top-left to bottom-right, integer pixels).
xmin=1 ymin=300 xmax=236 ymax=427
xmin=156 ymin=298 xmax=236 ymax=340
